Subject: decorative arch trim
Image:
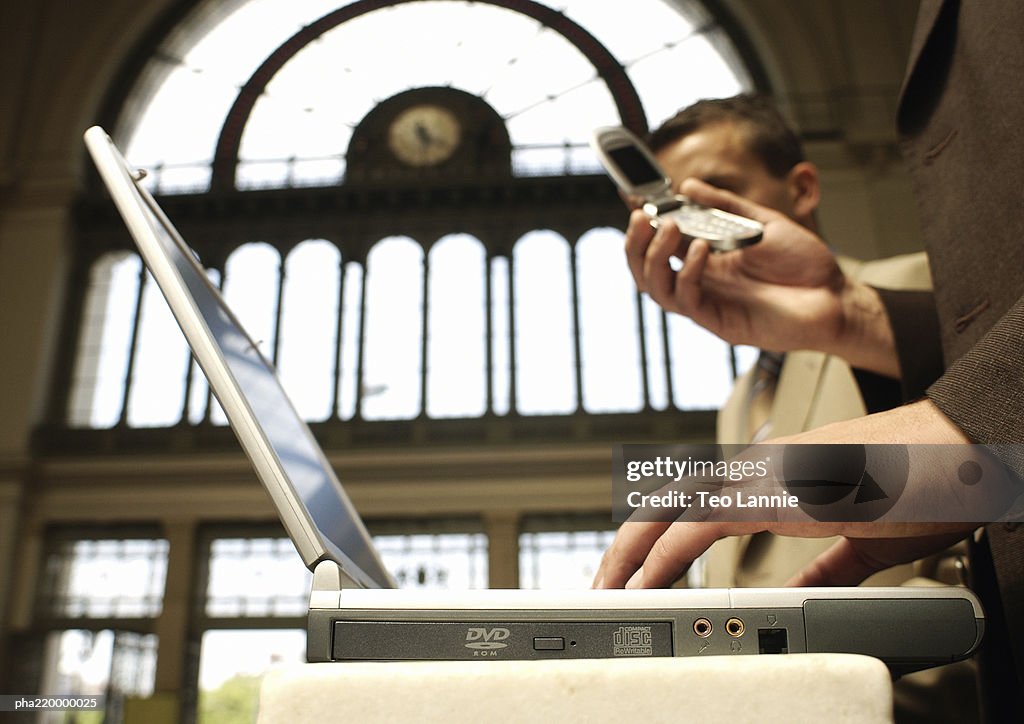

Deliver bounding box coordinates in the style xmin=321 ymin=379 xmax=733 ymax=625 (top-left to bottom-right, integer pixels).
xmin=211 ymin=0 xmax=647 ymax=190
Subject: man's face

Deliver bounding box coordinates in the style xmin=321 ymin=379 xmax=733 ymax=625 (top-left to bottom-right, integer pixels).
xmin=654 ymin=121 xmax=800 ymax=220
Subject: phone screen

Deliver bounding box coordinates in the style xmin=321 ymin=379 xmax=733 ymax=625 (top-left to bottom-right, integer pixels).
xmin=608 ymin=145 xmax=662 ymax=186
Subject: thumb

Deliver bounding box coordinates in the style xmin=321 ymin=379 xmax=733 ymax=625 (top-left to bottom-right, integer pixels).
xmin=786 ymin=531 xmax=971 ymax=587
xmin=785 ymin=538 xmax=878 ymax=587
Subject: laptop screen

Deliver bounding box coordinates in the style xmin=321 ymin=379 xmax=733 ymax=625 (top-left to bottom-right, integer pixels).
xmin=85 ymin=127 xmax=393 ymax=590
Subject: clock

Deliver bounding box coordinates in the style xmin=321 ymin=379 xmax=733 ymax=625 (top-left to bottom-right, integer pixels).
xmin=387 ymin=104 xmax=462 ymax=167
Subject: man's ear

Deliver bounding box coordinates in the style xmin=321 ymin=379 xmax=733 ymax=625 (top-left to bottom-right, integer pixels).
xmin=786 ymin=161 xmax=821 ymax=220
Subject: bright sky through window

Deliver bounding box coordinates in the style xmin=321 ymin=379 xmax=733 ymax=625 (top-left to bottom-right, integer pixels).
xmin=122 ymin=0 xmax=747 ymax=189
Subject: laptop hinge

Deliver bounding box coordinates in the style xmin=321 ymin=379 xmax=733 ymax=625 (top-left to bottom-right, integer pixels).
xmin=309 ymin=559 xmax=360 ymax=609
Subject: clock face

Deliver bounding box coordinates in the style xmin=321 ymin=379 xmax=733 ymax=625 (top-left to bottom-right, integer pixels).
xmin=387 ymin=104 xmax=462 ymax=167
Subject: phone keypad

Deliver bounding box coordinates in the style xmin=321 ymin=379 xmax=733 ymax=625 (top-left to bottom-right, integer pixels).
xmin=664 ymin=207 xmax=763 ymax=250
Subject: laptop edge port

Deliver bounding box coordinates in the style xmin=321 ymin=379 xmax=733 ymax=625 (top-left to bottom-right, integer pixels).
xmin=692 ymin=618 xmax=713 ymax=637
xmin=757 ymin=628 xmax=789 ymax=654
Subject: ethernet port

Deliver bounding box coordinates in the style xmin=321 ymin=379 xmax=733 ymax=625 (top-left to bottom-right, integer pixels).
xmin=757 ymin=628 xmax=789 ymax=654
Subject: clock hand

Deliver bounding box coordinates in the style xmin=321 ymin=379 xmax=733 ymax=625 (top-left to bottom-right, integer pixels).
xmin=414 ymin=122 xmax=434 ymax=147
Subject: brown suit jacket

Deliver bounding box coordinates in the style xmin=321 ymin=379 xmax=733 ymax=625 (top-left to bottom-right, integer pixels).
xmin=885 ymin=0 xmax=1024 ymax=708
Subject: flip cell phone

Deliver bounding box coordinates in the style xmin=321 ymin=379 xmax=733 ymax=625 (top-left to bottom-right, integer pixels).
xmin=591 ymin=126 xmax=763 ymax=251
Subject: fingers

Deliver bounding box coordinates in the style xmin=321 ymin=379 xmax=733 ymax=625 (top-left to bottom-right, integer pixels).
xmin=643 ymin=221 xmax=690 ymax=308
xmin=671 ymin=238 xmax=709 ymax=319
xmin=593 ymin=520 xmax=671 ymax=589
xmin=594 ymin=520 xmax=732 ymax=590
xmin=625 ymin=209 xmax=689 ymax=299
xmin=625 ymin=522 xmax=726 ymax=589
xmin=624 ymin=208 xmax=711 ymax=321
xmin=624 ymin=209 xmax=656 ymax=293
xmin=679 ymin=178 xmax=780 ymax=225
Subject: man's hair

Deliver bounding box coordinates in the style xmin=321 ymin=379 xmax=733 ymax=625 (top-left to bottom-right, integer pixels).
xmin=647 ymin=94 xmax=805 ymax=178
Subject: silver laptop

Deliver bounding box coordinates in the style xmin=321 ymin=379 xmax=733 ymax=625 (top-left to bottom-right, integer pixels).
xmin=84 ymin=126 xmax=984 ymax=676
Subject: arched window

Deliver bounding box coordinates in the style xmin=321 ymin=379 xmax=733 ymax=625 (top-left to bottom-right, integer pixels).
xmin=125 ymin=270 xmax=192 ymax=428
xmin=60 ymin=0 xmax=761 ymax=446
xmin=278 ymin=240 xmax=342 ymax=422
xmin=337 ymin=262 xmax=364 ymax=421
xmin=489 ymin=255 xmax=513 ymax=417
xmin=575 ymin=227 xmax=643 ymax=414
xmin=513 ymin=230 xmax=577 ymax=415
xmin=186 ymin=267 xmax=222 ymax=425
xmin=361 ymin=237 xmax=425 ymax=421
xmin=427 ymin=234 xmax=488 ymax=419
xmin=121 ymin=0 xmax=751 ymax=193
xmin=67 ymin=252 xmax=142 ymax=429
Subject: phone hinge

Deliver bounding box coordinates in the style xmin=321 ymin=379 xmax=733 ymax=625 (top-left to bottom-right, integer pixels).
xmin=643 ymin=194 xmax=686 ymax=217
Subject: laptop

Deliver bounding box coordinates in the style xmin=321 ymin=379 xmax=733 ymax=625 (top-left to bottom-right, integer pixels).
xmin=84 ymin=126 xmax=983 ymax=676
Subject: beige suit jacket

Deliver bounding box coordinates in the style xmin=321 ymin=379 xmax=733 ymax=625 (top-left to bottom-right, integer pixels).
xmin=707 ymin=252 xmax=932 ymax=587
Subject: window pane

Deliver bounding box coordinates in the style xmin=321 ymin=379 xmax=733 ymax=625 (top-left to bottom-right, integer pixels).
xmin=222 ymin=242 xmax=281 ymax=361
xmin=39 ymin=630 xmax=157 ymax=719
xmin=187 ymin=268 xmax=222 ymax=424
xmin=213 ymin=243 xmax=282 ymax=425
xmin=236 ymin=159 xmax=292 ymax=190
xmin=126 ymin=271 xmax=191 ymax=427
xmin=374 ymin=532 xmax=488 ymax=589
xmin=292 ymin=157 xmax=345 ymax=187
xmin=197 ymin=629 xmax=306 ymax=724
xmin=642 ymin=296 xmax=670 ymax=411
xmin=278 ymin=240 xmax=341 ymax=422
xmin=519 ymin=529 xmax=615 ymax=589
xmin=733 ymin=344 xmax=759 ymax=378
xmin=362 ymin=237 xmax=424 ymax=420
xmin=67 ymin=253 xmax=141 ymax=428
xmin=337 ymin=261 xmax=364 ymax=421
xmin=154 ymin=163 xmax=213 ymax=195
xmin=576 ymin=228 xmax=643 ymax=413
xmin=40 ymin=538 xmax=169 ymax=618
xmin=630 ymin=34 xmax=746 ymax=127
xmin=79 ymin=0 xmax=756 ymax=436
xmin=124 ymin=0 xmax=341 ymax=171
xmin=668 ymin=315 xmax=734 ymax=410
xmin=513 ymin=231 xmax=576 ymax=415
xmin=121 ymin=0 xmax=749 ymax=186
xmin=427 ymin=235 xmax=486 ymax=418
xmin=490 ymin=256 xmax=511 ymax=416
xmin=485 ymin=21 xmax=603 ymax=126
xmin=205 ymin=537 xmax=311 ymax=618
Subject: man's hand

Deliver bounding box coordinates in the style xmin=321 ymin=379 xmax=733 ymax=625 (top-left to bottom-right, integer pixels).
xmin=593 ymin=400 xmax=978 ymax=590
xmin=625 ymin=179 xmax=899 ymax=377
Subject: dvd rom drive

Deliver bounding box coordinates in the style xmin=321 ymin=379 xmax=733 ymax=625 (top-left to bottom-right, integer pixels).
xmin=307 ymin=587 xmax=984 ymax=677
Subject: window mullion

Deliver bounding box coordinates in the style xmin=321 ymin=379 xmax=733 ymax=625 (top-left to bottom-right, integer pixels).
xmin=178 ymin=346 xmax=197 ymax=425
xmin=506 ymin=252 xmax=518 ymax=414
xmin=118 ymin=264 xmax=149 ymax=426
xmin=420 ymin=246 xmax=430 ymax=418
xmin=485 ymin=251 xmax=494 ymax=415
xmin=635 ymin=289 xmax=651 ymax=410
xmin=568 ymin=239 xmax=584 ymax=413
xmin=660 ymin=309 xmax=676 ymax=409
xmin=354 ymin=261 xmax=369 ymax=420
xmin=201 ymin=268 xmax=226 ymax=424
xmin=270 ymin=251 xmax=286 ymax=367
xmin=330 ymin=252 xmax=346 ymax=419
